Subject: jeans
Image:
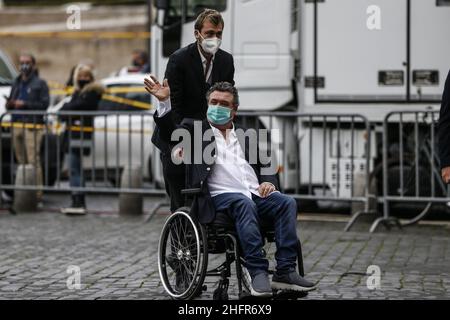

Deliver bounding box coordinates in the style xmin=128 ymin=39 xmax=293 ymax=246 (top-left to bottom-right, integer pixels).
xmin=212 ymin=192 xmax=299 ymax=278
xmin=69 ymin=148 xmax=84 ymax=196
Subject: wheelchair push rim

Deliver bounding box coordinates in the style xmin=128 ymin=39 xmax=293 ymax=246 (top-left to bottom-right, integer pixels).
xmin=158 ymin=210 xmax=206 ymax=299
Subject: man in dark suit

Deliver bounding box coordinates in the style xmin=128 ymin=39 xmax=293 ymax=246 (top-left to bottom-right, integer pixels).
xmin=145 ymin=77 xmax=316 ymax=298
xmin=439 ymin=70 xmax=450 ymax=183
xmin=152 ymin=9 xmax=235 ymax=212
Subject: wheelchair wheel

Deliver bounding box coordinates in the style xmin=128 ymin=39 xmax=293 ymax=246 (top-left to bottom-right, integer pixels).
xmin=158 ymin=208 xmax=208 ymax=300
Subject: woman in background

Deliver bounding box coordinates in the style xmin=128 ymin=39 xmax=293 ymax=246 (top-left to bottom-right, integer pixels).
xmin=60 ymin=64 xmax=104 ymax=215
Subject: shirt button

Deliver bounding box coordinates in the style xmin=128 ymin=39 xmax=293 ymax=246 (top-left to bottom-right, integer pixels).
xmin=207 ymin=167 xmax=211 ymax=171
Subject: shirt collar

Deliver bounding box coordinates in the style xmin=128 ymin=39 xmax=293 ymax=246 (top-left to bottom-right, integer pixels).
xmin=197 ymin=45 xmax=215 ymax=64
xmin=210 ymin=123 xmax=235 ymax=138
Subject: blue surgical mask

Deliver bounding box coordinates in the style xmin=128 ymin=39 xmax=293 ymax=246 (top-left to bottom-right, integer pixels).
xmin=207 ymin=105 xmax=232 ymax=125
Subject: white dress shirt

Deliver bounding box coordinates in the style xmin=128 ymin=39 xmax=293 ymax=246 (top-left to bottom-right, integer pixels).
xmin=208 ymin=125 xmax=261 ymax=198
xmin=155 ymin=99 xmax=267 ymax=199
xmin=156 ymin=98 xmax=172 ymax=118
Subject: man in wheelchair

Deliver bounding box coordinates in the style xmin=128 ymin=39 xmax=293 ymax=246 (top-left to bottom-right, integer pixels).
xmin=145 ymin=76 xmax=316 ymax=298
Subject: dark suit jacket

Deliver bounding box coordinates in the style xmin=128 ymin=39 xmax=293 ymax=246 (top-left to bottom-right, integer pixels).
xmin=154 ymin=111 xmax=279 ymax=224
xmin=438 ymin=70 xmax=450 ymax=169
xmin=7 ymin=72 xmax=50 ymax=124
xmin=152 ymin=42 xmax=235 ymax=155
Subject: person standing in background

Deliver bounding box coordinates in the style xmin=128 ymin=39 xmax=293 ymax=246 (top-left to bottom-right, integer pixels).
xmin=439 ymin=70 xmax=450 ymax=183
xmin=130 ymin=50 xmax=150 ymax=74
xmin=6 ymin=53 xmax=49 ymax=206
xmin=60 ymin=64 xmax=104 ymax=215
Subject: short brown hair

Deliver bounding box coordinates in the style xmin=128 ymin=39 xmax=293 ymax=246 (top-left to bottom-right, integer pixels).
xmin=195 ymin=9 xmax=224 ymax=32
xmin=20 ymin=52 xmax=36 ymax=65
xmin=206 ymin=82 xmax=239 ymax=106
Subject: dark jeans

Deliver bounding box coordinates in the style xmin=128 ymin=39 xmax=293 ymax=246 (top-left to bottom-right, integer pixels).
xmin=160 ymin=153 xmax=185 ymax=212
xmin=212 ymin=192 xmax=299 ymax=278
xmin=69 ymin=148 xmax=84 ymax=196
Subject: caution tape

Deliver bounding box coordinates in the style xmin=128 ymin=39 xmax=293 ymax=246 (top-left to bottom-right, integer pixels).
xmin=47 ymin=81 xmax=68 ymax=89
xmin=107 ymin=87 xmax=148 ymax=94
xmin=102 ymin=94 xmax=151 ymax=110
xmin=0 ymin=31 xmax=151 ymax=39
xmin=48 ymin=83 xmax=149 ymax=94
xmin=49 ymin=84 xmax=153 ymax=110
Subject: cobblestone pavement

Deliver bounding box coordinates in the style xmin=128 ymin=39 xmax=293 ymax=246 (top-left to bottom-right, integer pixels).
xmin=0 ymin=195 xmax=449 ymax=300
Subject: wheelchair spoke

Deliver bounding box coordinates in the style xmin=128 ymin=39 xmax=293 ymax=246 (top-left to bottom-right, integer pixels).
xmin=169 ymin=234 xmax=183 ymax=254
xmin=171 ymin=219 xmax=185 ymax=249
xmin=168 ymin=241 xmax=198 ymax=259
xmin=180 ymin=217 xmax=188 ymax=242
xmin=173 ymin=217 xmax=183 ymax=243
xmin=170 ymin=240 xmax=196 ymax=252
xmin=169 ymin=230 xmax=183 ymax=250
xmin=179 ymin=259 xmax=195 ymax=279
xmin=170 ymin=224 xmax=197 ymax=253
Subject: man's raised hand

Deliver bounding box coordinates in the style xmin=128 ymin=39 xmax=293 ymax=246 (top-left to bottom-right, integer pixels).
xmin=144 ymin=75 xmax=170 ymax=102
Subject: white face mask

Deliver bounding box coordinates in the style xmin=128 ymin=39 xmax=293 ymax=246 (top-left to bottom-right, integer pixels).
xmin=198 ymin=33 xmax=222 ymax=55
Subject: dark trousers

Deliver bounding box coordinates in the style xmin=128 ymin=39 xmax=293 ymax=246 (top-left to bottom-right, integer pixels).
xmin=160 ymin=153 xmax=185 ymax=212
xmin=69 ymin=147 xmax=84 ymax=196
xmin=212 ymin=192 xmax=299 ymax=278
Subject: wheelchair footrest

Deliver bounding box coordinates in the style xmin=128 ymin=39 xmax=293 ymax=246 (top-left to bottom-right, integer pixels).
xmin=213 ymin=279 xmax=229 ymax=300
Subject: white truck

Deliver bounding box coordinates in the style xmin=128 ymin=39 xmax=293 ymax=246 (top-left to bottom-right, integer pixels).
xmin=150 ymin=0 xmax=450 ymax=209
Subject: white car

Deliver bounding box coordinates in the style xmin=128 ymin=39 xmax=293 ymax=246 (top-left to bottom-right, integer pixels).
xmin=48 ymin=74 xmax=155 ymax=186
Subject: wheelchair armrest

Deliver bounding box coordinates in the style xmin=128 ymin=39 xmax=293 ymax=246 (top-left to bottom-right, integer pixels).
xmin=181 ymin=188 xmax=202 ymax=195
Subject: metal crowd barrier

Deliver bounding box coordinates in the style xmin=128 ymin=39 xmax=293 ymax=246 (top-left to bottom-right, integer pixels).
xmin=0 ymin=110 xmax=165 ymax=197
xmin=1 ymin=110 xmax=376 ymax=230
xmin=238 ymin=111 xmax=374 ymax=232
xmin=370 ymin=110 xmax=449 ymax=233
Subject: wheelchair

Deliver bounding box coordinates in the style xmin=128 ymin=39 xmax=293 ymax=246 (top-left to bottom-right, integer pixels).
xmin=157 ymin=188 xmax=307 ymax=300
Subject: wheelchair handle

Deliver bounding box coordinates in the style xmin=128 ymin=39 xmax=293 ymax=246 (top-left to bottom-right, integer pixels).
xmin=181 ymin=188 xmax=202 ymax=195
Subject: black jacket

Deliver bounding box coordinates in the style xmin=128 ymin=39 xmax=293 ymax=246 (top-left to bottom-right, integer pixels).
xmin=60 ymin=82 xmax=104 ymax=142
xmin=154 ymin=111 xmax=279 ymax=224
xmin=152 ymin=42 xmax=235 ymax=155
xmin=7 ymin=72 xmax=50 ymax=124
xmin=438 ymin=70 xmax=450 ymax=169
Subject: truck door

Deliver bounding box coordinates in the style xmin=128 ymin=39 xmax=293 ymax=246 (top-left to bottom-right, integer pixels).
xmin=410 ymin=0 xmax=450 ymax=102
xmin=313 ymin=0 xmax=408 ymax=102
xmin=231 ymin=0 xmax=294 ymax=110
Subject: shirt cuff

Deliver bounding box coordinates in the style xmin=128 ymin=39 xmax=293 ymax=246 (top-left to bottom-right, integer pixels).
xmin=156 ymin=98 xmax=172 ymax=118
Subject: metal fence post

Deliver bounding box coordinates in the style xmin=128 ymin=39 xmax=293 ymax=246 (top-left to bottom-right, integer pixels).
xmin=119 ymin=165 xmax=143 ymax=216
xmin=13 ymin=164 xmax=37 ymax=213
